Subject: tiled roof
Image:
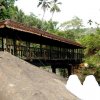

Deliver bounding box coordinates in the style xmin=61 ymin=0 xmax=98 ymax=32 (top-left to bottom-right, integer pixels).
xmin=0 ymin=19 xmax=84 ymax=48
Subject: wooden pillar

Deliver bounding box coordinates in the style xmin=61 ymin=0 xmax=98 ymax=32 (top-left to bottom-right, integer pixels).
xmin=49 ymin=46 xmax=51 ymax=59
xmin=72 ymin=64 xmax=74 ymax=74
xmin=72 ymin=49 xmax=74 ymax=63
xmin=81 ymin=49 xmax=83 ymax=62
xmin=66 ymin=49 xmax=68 ymax=60
xmin=60 ymin=47 xmax=61 ymax=59
xmin=51 ymin=65 xmax=56 ymax=73
xmin=13 ymin=38 xmax=17 ymax=56
xmin=1 ymin=36 xmax=4 ymax=51
xmin=26 ymin=42 xmax=30 ymax=59
xmin=67 ymin=64 xmax=72 ymax=76
xmin=79 ymin=49 xmax=81 ymax=63
xmin=3 ymin=38 xmax=7 ymax=51
xmin=77 ymin=49 xmax=79 ymax=62
xmin=40 ymin=44 xmax=42 ymax=57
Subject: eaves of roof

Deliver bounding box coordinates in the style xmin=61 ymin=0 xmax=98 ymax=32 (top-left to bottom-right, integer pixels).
xmin=0 ymin=19 xmax=84 ymax=48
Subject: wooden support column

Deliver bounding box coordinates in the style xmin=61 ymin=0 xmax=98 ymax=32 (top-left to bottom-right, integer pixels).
xmin=26 ymin=42 xmax=30 ymax=59
xmin=58 ymin=47 xmax=60 ymax=59
xmin=72 ymin=49 xmax=74 ymax=64
xmin=13 ymin=38 xmax=17 ymax=56
xmin=81 ymin=49 xmax=83 ymax=62
xmin=1 ymin=36 xmax=4 ymax=51
xmin=79 ymin=49 xmax=81 ymax=63
xmin=67 ymin=64 xmax=72 ymax=76
xmin=3 ymin=38 xmax=7 ymax=51
xmin=77 ymin=49 xmax=79 ymax=62
xmin=40 ymin=44 xmax=42 ymax=57
xmin=51 ymin=65 xmax=56 ymax=73
xmin=66 ymin=49 xmax=68 ymax=60
xmin=60 ymin=47 xmax=61 ymax=59
xmin=49 ymin=46 xmax=51 ymax=59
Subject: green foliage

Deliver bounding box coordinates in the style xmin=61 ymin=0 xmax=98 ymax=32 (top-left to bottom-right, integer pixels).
xmin=45 ymin=20 xmax=59 ymax=32
xmin=78 ymin=67 xmax=95 ymax=83
xmin=79 ymin=29 xmax=100 ymax=68
xmin=60 ymin=16 xmax=84 ymax=30
xmin=85 ymin=55 xmax=100 ymax=67
xmin=79 ymin=33 xmax=100 ymax=56
xmin=50 ymin=0 xmax=62 ymax=20
xmin=59 ymin=16 xmax=85 ymax=40
xmin=81 ymin=68 xmax=93 ymax=75
xmin=56 ymin=30 xmax=76 ymax=40
xmin=0 ymin=0 xmax=17 ymax=20
xmin=59 ymin=68 xmax=68 ymax=77
xmin=37 ymin=0 xmax=51 ymax=21
xmin=94 ymin=67 xmax=100 ymax=84
xmin=22 ymin=13 xmax=41 ymax=28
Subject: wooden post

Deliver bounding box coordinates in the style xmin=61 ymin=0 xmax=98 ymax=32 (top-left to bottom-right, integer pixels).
xmin=51 ymin=65 xmax=56 ymax=73
xmin=13 ymin=38 xmax=17 ymax=56
xmin=3 ymin=38 xmax=7 ymax=51
xmin=77 ymin=49 xmax=79 ymax=63
xmin=26 ymin=42 xmax=30 ymax=60
xmin=40 ymin=44 xmax=42 ymax=58
xmin=66 ymin=49 xmax=68 ymax=60
xmin=1 ymin=36 xmax=4 ymax=51
xmin=81 ymin=49 xmax=83 ymax=62
xmin=60 ymin=47 xmax=61 ymax=59
xmin=72 ymin=49 xmax=74 ymax=62
xmin=67 ymin=64 xmax=72 ymax=76
xmin=49 ymin=46 xmax=51 ymax=59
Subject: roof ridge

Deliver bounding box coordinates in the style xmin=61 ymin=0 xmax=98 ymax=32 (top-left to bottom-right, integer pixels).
xmin=0 ymin=19 xmax=84 ymax=48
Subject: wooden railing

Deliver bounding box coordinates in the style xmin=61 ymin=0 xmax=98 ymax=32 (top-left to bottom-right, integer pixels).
xmin=5 ymin=44 xmax=83 ymax=63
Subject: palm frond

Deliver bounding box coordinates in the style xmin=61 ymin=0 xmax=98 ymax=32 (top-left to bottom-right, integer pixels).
xmin=37 ymin=2 xmax=42 ymax=7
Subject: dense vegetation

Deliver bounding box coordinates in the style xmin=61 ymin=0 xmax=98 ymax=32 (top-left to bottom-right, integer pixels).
xmin=0 ymin=0 xmax=100 ymax=79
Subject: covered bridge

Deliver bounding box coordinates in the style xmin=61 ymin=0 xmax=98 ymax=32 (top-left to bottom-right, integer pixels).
xmin=0 ymin=19 xmax=84 ymax=76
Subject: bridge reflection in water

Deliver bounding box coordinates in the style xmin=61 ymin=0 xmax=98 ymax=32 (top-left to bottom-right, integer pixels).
xmin=0 ymin=20 xmax=84 ymax=76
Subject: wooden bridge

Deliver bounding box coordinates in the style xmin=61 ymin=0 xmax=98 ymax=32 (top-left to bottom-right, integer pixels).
xmin=0 ymin=19 xmax=84 ymax=76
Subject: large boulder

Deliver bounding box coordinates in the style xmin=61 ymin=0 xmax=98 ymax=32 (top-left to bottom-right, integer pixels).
xmin=0 ymin=51 xmax=78 ymax=100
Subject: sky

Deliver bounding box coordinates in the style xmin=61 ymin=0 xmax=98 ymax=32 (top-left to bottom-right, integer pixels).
xmin=15 ymin=0 xmax=100 ymax=27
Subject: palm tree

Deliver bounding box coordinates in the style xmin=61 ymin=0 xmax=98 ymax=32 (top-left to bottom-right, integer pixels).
xmin=37 ymin=0 xmax=51 ymax=22
xmin=88 ymin=19 xmax=93 ymax=26
xmin=16 ymin=9 xmax=25 ymax=22
xmin=50 ymin=0 xmax=62 ymax=21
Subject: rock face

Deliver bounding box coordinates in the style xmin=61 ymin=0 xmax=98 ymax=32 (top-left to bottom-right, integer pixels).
xmin=0 ymin=51 xmax=78 ymax=100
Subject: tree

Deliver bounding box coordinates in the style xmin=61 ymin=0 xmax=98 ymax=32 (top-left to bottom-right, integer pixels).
xmin=15 ymin=9 xmax=25 ymax=22
xmin=54 ymin=30 xmax=76 ymax=40
xmin=0 ymin=0 xmax=18 ymax=20
xmin=60 ymin=16 xmax=83 ymax=30
xmin=0 ymin=0 xmax=5 ymax=11
xmin=88 ymin=19 xmax=93 ymax=26
xmin=23 ymin=13 xmax=43 ymax=29
xmin=37 ymin=0 xmax=51 ymax=21
xmin=79 ymin=32 xmax=100 ymax=66
xmin=59 ymin=16 xmax=84 ymax=40
xmin=50 ymin=0 xmax=62 ymax=21
xmin=46 ymin=20 xmax=59 ymax=32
